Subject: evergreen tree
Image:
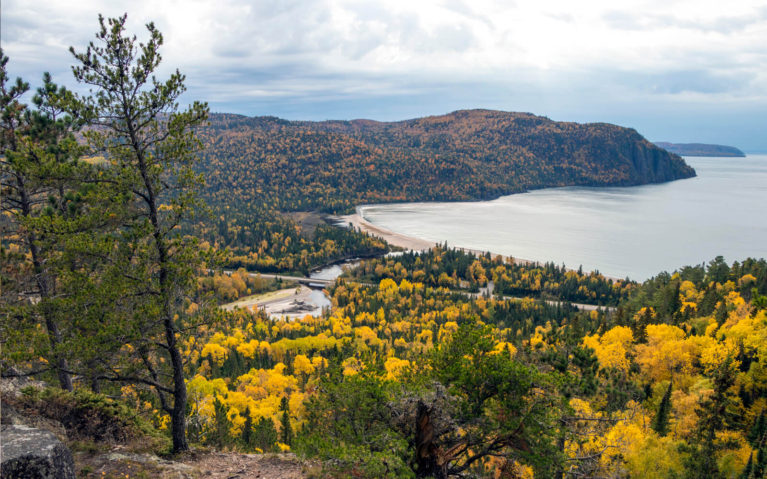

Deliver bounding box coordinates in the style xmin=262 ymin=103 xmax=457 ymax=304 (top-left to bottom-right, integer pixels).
xmin=241 ymin=407 xmax=254 ymax=450
xmin=254 ymin=416 xmax=278 ymax=452
xmin=749 ymin=410 xmax=766 ymax=447
xmin=67 ymin=14 xmax=210 ymax=452
xmin=652 ymin=382 xmax=673 ymax=436
xmin=280 ymin=396 xmax=293 ymax=446
xmin=755 ymin=446 xmax=767 ymax=479
xmin=212 ymin=397 xmax=231 ymax=448
xmin=684 ymin=357 xmax=738 ymax=479
xmin=0 ymin=51 xmax=92 ymax=391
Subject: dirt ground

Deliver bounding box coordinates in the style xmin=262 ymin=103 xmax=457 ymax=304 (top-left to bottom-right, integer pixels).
xmin=220 ymin=286 xmax=325 ymax=320
xmin=282 ymin=211 xmax=326 ymax=238
xmin=184 ymin=452 xmax=309 ymax=479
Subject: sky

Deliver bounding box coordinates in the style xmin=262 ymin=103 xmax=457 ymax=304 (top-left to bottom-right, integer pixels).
xmin=2 ymin=0 xmax=767 ymax=151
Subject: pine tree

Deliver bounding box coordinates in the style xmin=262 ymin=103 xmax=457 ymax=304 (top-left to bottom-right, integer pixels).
xmin=242 ymin=407 xmax=254 ymax=450
xmin=755 ymin=446 xmax=767 ymax=478
xmin=749 ymin=411 xmax=766 ymax=447
xmin=652 ymin=382 xmax=673 ymax=436
xmin=684 ymin=357 xmax=737 ymax=479
xmin=212 ymin=397 xmax=231 ymax=448
xmin=0 ymin=51 xmax=92 ymax=392
xmin=254 ymin=417 xmax=278 ymax=452
xmin=280 ymin=396 xmax=293 ymax=446
xmin=67 ymin=14 xmax=209 ymax=452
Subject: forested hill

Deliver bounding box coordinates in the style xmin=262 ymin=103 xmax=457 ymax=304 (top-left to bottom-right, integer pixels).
xmin=199 ymin=109 xmax=696 ymax=213
xmin=655 ymin=141 xmax=746 ymax=157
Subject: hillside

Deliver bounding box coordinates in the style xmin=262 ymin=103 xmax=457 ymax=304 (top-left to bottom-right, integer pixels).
xmin=655 ymin=141 xmax=746 ymax=157
xmin=199 ymin=109 xmax=696 ymax=214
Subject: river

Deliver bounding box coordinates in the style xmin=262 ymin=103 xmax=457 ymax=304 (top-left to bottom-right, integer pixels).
xmin=359 ymin=156 xmax=767 ymax=281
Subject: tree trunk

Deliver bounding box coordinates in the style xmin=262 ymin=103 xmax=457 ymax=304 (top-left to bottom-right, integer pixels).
xmin=22 ymin=176 xmax=72 ymax=392
xmin=169 ymin=339 xmax=189 ymax=452
xmin=415 ymin=401 xmax=447 ymax=479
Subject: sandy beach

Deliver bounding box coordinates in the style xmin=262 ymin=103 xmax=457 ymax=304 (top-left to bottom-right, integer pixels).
xmin=340 ymin=210 xmax=622 ymax=280
xmin=339 ymin=212 xmax=536 ymax=266
xmin=339 ymin=212 xmax=436 ymax=251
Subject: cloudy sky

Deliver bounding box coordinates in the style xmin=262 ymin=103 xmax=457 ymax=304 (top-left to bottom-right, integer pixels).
xmin=3 ymin=0 xmax=767 ymax=151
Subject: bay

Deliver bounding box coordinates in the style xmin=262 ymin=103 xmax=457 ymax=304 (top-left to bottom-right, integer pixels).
xmin=360 ymin=156 xmax=767 ymax=281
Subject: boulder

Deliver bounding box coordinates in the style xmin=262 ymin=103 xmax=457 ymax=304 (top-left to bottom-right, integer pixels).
xmin=1 ymin=424 xmax=75 ymax=479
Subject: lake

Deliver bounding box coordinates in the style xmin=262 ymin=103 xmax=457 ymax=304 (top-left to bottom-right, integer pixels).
xmin=359 ymin=156 xmax=767 ymax=281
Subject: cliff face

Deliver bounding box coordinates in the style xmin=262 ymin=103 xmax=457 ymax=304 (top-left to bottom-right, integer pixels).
xmin=199 ymin=109 xmax=696 ymax=213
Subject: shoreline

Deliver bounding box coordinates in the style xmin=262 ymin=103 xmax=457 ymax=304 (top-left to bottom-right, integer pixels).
xmin=339 ymin=208 xmax=622 ymax=282
xmin=339 ymin=209 xmax=539 ymax=267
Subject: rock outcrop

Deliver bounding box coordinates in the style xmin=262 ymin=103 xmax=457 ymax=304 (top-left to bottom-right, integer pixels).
xmin=1 ymin=424 xmax=75 ymax=479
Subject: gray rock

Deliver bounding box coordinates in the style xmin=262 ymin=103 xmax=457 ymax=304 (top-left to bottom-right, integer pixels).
xmin=1 ymin=424 xmax=75 ymax=478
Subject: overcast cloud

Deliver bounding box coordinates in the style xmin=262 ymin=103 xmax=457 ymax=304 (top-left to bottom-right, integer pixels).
xmin=2 ymin=0 xmax=766 ymax=150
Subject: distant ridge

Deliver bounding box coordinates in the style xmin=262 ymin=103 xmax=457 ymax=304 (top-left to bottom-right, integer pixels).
xmin=199 ymin=109 xmax=697 ymax=213
xmin=655 ymin=142 xmax=745 ymax=157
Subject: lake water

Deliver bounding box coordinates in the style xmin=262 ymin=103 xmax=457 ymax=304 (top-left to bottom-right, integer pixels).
xmin=360 ymin=156 xmax=767 ymax=281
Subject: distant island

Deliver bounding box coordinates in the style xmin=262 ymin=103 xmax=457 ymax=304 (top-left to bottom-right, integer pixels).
xmin=655 ymin=142 xmax=745 ymax=157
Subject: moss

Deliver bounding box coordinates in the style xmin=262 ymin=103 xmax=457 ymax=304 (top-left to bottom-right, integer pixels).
xmin=15 ymin=386 xmax=168 ymax=452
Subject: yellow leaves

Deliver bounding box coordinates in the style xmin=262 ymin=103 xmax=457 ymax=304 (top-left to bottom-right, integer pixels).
xmin=491 ymin=341 xmax=517 ymax=358
xmin=438 ymin=321 xmax=459 ymax=342
xmin=342 ymin=357 xmax=362 ymax=376
xmin=158 ymin=414 xmax=170 ymax=430
xmin=635 ymin=324 xmax=689 ymax=381
xmin=236 ymin=339 xmax=271 ymax=359
xmin=740 ymin=274 xmax=757 ymax=287
xmin=647 ymin=323 xmax=685 ymax=343
xmin=200 ymin=342 xmax=228 ymax=366
xmin=672 ymin=384 xmax=712 ymax=437
xmin=331 ymin=317 xmax=352 ymax=337
xmin=583 ymin=326 xmax=633 ymax=373
xmin=236 ymin=364 xmax=298 ymax=398
xmin=680 ymin=280 xmax=702 ymax=303
xmin=699 ymin=341 xmax=733 ymax=374
xmin=704 ymin=319 xmax=719 ymax=337
xmin=311 ymin=355 xmax=327 ymax=369
xmin=623 ymin=433 xmax=684 ymax=479
xmin=379 ymin=278 xmax=398 ymax=291
xmin=236 ymin=339 xmax=259 ymax=359
xmin=227 ymin=404 xmax=246 ymax=436
xmin=277 ymin=443 xmax=291 ymax=452
xmin=354 ymin=326 xmax=382 ymax=348
xmin=188 ymin=375 xmax=229 ymax=399
xmin=384 ymin=356 xmax=411 ymax=380
xmin=270 ymin=333 xmax=339 ymax=358
xmin=633 ymin=306 xmax=656 ymax=322
xmin=292 ymin=354 xmax=315 ymax=376
xmin=565 ymin=401 xmax=684 ymax=479
xmin=600 ymin=420 xmax=646 ymax=466
xmin=528 ymin=333 xmax=544 ymax=349
xmin=715 ymin=431 xmax=752 ymax=476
